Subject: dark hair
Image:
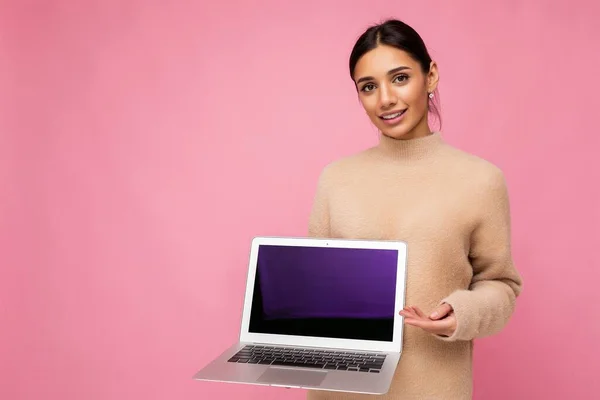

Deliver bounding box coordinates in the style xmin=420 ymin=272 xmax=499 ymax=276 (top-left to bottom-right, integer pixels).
xmin=349 ymin=19 xmax=441 ymax=127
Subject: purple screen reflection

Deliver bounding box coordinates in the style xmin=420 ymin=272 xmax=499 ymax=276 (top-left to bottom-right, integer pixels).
xmin=256 ymin=245 xmax=398 ymax=320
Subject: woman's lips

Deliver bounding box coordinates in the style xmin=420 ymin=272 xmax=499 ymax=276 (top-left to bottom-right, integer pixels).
xmin=379 ymin=109 xmax=407 ymax=125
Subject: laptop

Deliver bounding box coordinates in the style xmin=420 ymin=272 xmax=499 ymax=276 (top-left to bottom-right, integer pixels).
xmin=193 ymin=236 xmax=408 ymax=395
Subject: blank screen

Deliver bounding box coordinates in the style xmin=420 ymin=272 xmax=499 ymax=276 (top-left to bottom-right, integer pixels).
xmin=248 ymin=244 xmax=398 ymax=342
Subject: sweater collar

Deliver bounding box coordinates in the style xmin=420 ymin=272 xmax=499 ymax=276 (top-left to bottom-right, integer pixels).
xmin=374 ymin=131 xmax=444 ymax=161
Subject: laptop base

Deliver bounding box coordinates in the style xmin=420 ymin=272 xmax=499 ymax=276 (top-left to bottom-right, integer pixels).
xmin=194 ymin=342 xmax=401 ymax=395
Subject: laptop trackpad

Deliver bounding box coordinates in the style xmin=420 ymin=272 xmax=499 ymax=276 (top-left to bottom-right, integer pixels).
xmin=257 ymin=367 xmax=327 ymax=387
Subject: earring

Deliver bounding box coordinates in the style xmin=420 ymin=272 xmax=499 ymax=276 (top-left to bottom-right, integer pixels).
xmin=428 ymin=92 xmax=434 ymax=99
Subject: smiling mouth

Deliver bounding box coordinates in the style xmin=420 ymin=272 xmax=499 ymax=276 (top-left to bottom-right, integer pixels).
xmin=379 ymin=109 xmax=407 ymax=120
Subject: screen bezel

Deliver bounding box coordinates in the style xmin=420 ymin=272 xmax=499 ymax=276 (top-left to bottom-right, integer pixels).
xmin=239 ymin=236 xmax=407 ymax=353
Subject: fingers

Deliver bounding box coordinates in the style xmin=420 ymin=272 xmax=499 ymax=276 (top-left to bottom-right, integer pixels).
xmin=399 ymin=304 xmax=457 ymax=336
xmin=411 ymin=306 xmax=427 ymax=319
xmin=399 ymin=307 xmax=416 ymax=319
xmin=429 ymin=303 xmax=453 ymax=320
xmin=399 ymin=305 xmax=449 ymax=320
xmin=404 ymin=316 xmax=455 ymax=336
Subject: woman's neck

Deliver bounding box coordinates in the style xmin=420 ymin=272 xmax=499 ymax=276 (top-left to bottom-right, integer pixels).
xmin=375 ymin=130 xmax=444 ymax=161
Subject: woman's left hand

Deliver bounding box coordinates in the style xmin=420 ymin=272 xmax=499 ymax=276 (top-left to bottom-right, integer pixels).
xmin=399 ymin=303 xmax=457 ymax=337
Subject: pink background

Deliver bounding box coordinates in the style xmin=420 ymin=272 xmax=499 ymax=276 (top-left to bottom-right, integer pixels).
xmin=2 ymin=1 xmax=599 ymax=399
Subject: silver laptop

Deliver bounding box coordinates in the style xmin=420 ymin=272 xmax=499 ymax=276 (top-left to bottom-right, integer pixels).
xmin=193 ymin=236 xmax=408 ymax=395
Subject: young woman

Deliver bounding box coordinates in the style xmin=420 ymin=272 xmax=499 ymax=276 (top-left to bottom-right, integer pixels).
xmin=307 ymin=19 xmax=523 ymax=400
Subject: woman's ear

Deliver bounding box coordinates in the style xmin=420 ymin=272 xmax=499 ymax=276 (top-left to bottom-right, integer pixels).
xmin=427 ymin=61 xmax=439 ymax=93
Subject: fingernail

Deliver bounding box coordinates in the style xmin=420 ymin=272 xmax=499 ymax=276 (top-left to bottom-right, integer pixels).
xmin=430 ymin=312 xmax=438 ymax=318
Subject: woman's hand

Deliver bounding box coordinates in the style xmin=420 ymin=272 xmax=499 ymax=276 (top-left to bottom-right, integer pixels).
xmin=399 ymin=303 xmax=457 ymax=337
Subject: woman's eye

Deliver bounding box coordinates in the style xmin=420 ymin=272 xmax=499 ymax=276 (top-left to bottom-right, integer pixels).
xmin=361 ymin=83 xmax=376 ymax=92
xmin=393 ymin=74 xmax=408 ymax=83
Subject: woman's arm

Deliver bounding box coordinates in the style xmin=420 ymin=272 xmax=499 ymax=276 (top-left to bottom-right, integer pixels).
xmin=438 ymin=168 xmax=523 ymax=341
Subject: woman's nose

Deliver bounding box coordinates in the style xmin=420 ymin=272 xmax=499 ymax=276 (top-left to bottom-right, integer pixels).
xmin=378 ymin=84 xmax=397 ymax=108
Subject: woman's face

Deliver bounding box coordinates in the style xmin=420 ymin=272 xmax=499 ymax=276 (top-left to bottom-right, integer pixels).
xmin=352 ymin=44 xmax=438 ymax=140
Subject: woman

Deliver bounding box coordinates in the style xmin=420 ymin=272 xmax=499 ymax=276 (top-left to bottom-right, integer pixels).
xmin=307 ymin=19 xmax=523 ymax=400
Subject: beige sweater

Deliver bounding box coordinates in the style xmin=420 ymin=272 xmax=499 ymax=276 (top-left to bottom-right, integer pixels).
xmin=306 ymin=132 xmax=523 ymax=400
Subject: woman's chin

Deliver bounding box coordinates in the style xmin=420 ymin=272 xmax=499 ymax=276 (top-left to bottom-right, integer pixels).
xmin=378 ymin=119 xmax=430 ymax=140
xmin=379 ymin=127 xmax=413 ymax=140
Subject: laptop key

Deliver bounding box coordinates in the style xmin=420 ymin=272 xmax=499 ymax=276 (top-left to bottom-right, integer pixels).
xmin=272 ymin=360 xmax=313 ymax=368
xmin=309 ymin=362 xmax=326 ymax=368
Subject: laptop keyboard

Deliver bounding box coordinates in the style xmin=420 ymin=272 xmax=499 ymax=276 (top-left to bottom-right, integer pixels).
xmin=227 ymin=345 xmax=385 ymax=373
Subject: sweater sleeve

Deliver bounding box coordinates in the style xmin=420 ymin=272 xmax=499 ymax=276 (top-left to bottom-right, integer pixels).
xmin=307 ymin=168 xmax=331 ymax=238
xmin=438 ymin=169 xmax=523 ymax=341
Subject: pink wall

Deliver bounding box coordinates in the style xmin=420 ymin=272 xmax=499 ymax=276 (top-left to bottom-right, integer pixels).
xmin=2 ymin=1 xmax=599 ymax=399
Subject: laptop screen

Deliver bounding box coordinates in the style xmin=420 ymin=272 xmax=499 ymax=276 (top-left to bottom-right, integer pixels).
xmin=248 ymin=244 xmax=399 ymax=342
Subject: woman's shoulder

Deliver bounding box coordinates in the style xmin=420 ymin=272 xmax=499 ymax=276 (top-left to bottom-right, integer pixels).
xmin=315 ymin=148 xmax=374 ymax=179
xmin=440 ymin=142 xmax=508 ymax=191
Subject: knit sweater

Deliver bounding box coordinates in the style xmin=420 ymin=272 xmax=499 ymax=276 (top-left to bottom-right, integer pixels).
xmin=306 ymin=132 xmax=523 ymax=400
